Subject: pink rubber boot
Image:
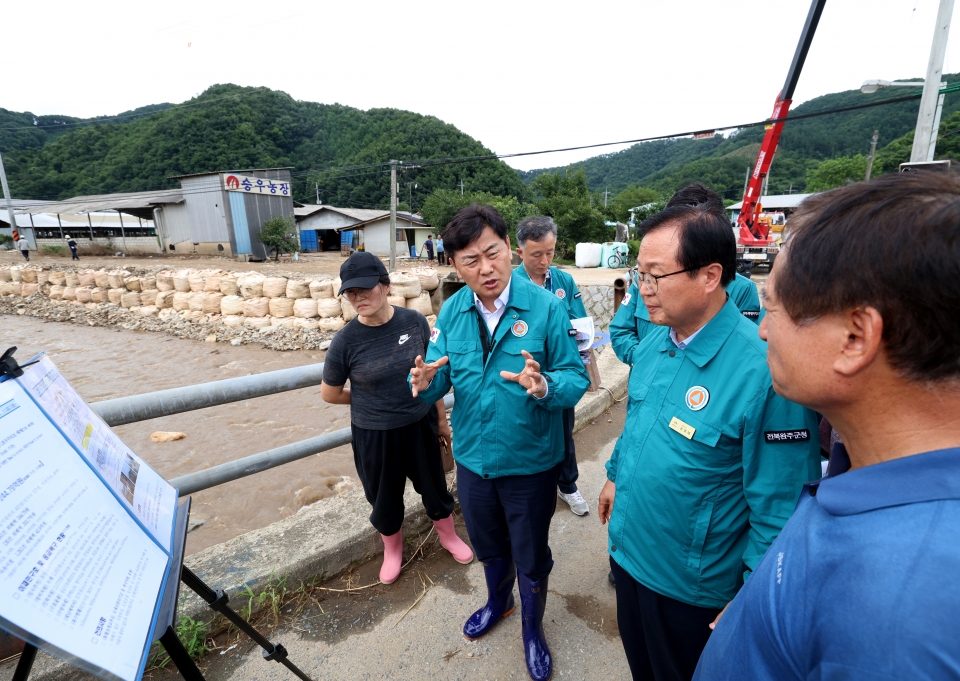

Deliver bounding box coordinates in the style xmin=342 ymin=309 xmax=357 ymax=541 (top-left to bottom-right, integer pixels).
xmin=433 ymin=515 xmax=474 ymax=564
xmin=380 ymin=531 xmax=403 ymax=584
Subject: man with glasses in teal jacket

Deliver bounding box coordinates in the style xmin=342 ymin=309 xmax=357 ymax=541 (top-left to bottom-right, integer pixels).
xmin=598 ymin=202 xmax=820 ymax=681
xmin=409 ymin=205 xmax=589 ymax=681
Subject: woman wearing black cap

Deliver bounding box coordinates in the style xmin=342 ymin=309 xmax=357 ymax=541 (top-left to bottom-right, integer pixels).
xmin=320 ymin=252 xmax=473 ymax=583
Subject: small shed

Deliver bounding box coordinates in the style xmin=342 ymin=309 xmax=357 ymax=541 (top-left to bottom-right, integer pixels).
xmin=294 ymin=205 xmax=430 ymax=257
xmin=726 ymin=193 xmax=813 ymax=223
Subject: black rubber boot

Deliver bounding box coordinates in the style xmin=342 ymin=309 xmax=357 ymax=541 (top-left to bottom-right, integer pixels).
xmin=463 ymin=557 xmax=516 ymax=640
xmin=518 ymin=571 xmax=552 ymax=681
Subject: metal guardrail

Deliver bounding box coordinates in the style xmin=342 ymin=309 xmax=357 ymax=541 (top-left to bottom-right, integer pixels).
xmin=88 ymin=365 xmax=454 ymax=495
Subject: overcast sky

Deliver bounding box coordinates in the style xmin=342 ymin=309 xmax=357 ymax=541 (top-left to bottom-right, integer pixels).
xmin=4 ymin=0 xmax=958 ymax=172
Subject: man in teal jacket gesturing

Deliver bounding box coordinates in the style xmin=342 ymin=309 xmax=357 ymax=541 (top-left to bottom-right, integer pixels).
xmin=598 ymin=202 xmax=820 ymax=681
xmin=410 ymin=204 xmax=589 ymax=681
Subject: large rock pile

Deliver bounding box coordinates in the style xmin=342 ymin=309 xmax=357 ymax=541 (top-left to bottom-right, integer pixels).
xmin=0 ymin=264 xmax=442 ymax=346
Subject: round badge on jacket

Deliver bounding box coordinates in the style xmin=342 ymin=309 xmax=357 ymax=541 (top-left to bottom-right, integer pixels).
xmin=556 ymin=288 xmax=566 ymax=300
xmin=685 ymin=386 xmax=709 ymax=411
xmin=512 ymin=320 xmax=529 ymax=337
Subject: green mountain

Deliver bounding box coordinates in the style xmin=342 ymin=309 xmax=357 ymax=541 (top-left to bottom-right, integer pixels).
xmin=521 ymin=73 xmax=960 ymax=199
xmin=1 ymin=84 xmax=526 ymax=209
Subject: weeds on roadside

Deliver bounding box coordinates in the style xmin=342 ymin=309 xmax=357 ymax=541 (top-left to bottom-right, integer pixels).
xmin=146 ymin=616 xmax=210 ymax=669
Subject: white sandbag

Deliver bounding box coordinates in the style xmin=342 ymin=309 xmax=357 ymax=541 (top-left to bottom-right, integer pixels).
xmin=294 ymin=318 xmax=320 ymax=330
xmin=91 ymin=288 xmax=109 ymax=303
xmin=48 ymin=271 xmax=66 ymax=286
xmin=221 ymin=315 xmax=244 ymax=327
xmin=188 ymin=292 xmax=206 ymax=312
xmin=426 ymin=314 xmax=437 ymax=328
xmin=173 ymin=270 xmax=192 ymax=292
xmin=108 ymin=288 xmax=125 ymax=305
xmin=202 ymin=292 xmax=224 ymax=314
xmin=575 ymin=242 xmax=603 ymax=268
xmin=121 ymin=291 xmax=141 ymax=308
xmin=124 ymin=275 xmax=141 ymax=291
xmin=155 ymin=290 xmax=175 ymax=309
xmin=188 ymin=272 xmax=206 ymax=292
xmin=137 ymin=305 xmax=159 ymax=317
xmin=62 ymin=286 xmax=77 ymax=301
xmin=75 ymin=287 xmax=93 ymax=303
xmin=84 ymin=303 xmax=98 ymax=311
xmin=158 ymin=307 xmax=178 ymax=321
xmin=203 ymin=274 xmax=222 ymax=292
xmin=269 ymin=297 xmax=295 ymax=317
xmin=140 ymin=276 xmax=157 ymax=291
xmin=156 ymin=272 xmax=174 ymax=291
xmin=310 ymin=279 xmax=334 ymax=299
xmin=77 ymin=271 xmax=95 ymax=287
xmin=263 ymin=277 xmax=288 ymax=298
xmin=8 ymin=268 xmax=21 ymax=283
xmin=185 ymin=310 xmax=205 ymax=323
xmin=333 ymin=277 xmax=342 ymax=296
xmin=293 ymin=298 xmax=318 ymax=318
xmin=220 ymin=295 xmax=244 ymax=316
xmin=387 ymin=295 xmax=406 ymax=308
xmin=389 ymin=272 xmax=421 ymax=298
xmin=286 ymin=279 xmax=310 ymax=299
xmin=244 ymin=316 xmax=272 ymax=329
xmin=0 ymin=268 xmax=11 ymax=282
xmin=20 ymin=268 xmax=38 ymax=284
xmin=107 ymin=271 xmax=126 ymax=289
xmin=21 ymin=283 xmax=39 ymax=297
xmin=0 ymin=282 xmax=13 ymax=296
xmin=411 ymin=267 xmax=439 ymax=291
xmin=36 ymin=271 xmax=50 ymax=285
xmin=271 ymin=317 xmax=296 ymax=328
xmin=243 ymin=297 xmax=269 ymax=317
xmin=48 ymin=285 xmax=64 ymax=300
xmin=341 ymin=299 xmax=357 ymax=322
xmin=94 ymin=270 xmax=110 ymax=288
xmin=140 ymin=289 xmax=159 ymax=307
xmin=238 ymin=273 xmax=264 ymax=298
xmin=172 ymin=291 xmax=192 ymax=311
xmin=65 ymin=271 xmax=80 ymax=287
xmin=405 ymin=292 xmax=434 ymax=316
xmin=316 ymin=298 xmax=343 ymax=318
xmin=317 ymin=317 xmax=346 ymax=332
xmin=219 ymin=275 xmax=239 ymax=296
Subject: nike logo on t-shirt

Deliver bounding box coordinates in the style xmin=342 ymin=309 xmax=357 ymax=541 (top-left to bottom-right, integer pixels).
xmin=398 ymin=334 xmax=410 ymax=345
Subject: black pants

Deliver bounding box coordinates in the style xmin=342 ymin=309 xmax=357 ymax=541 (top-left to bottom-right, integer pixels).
xmin=557 ymin=407 xmax=579 ymax=494
xmin=20 ymin=250 xmax=28 ymax=261
xmin=437 ymin=252 xmax=446 ymax=265
xmin=70 ymin=247 xmax=79 ymax=260
xmin=457 ymin=462 xmax=560 ymax=581
xmin=611 ymin=558 xmax=720 ymax=681
xmin=350 ymin=409 xmax=454 ymax=536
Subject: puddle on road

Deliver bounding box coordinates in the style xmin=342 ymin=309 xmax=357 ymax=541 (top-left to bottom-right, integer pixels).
xmin=0 ymin=316 xmax=356 ymax=555
xmin=553 ymin=591 xmax=620 ymax=640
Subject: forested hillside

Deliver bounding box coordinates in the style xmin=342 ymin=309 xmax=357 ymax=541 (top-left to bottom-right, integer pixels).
xmin=522 ymin=72 xmax=960 ymax=199
xmin=1 ymin=85 xmax=526 ymax=209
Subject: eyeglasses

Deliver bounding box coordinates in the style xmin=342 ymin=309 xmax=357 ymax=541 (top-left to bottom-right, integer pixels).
xmin=343 ymin=286 xmax=380 ymax=301
xmin=637 ymin=267 xmax=700 ymax=293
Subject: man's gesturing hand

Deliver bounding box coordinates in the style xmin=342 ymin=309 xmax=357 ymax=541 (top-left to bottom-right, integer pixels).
xmin=499 ymin=350 xmax=548 ymax=399
xmin=598 ymin=480 xmax=616 ymax=525
xmin=409 ymin=355 xmax=448 ymax=398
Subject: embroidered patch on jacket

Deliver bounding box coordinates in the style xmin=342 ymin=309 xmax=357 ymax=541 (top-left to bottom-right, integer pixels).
xmin=574 ymin=292 xmax=582 ymax=299
xmin=429 ymin=328 xmax=441 ymax=344
xmin=511 ymin=320 xmax=529 ymax=337
xmin=764 ymin=429 xmax=810 ymax=443
xmin=567 ymin=328 xmax=578 ymax=337
xmin=685 ymin=386 xmax=709 ymax=411
xmin=621 ymin=293 xmax=631 ymax=306
xmin=742 ymin=310 xmax=760 ymax=320
xmin=556 ymin=288 xmax=566 ymax=300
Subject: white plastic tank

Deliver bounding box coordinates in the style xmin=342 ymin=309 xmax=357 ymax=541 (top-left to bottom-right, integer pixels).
xmin=575 ymin=242 xmax=602 ymax=268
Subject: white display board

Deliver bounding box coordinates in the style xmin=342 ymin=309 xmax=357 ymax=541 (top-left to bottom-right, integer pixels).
xmin=0 ymin=355 xmax=178 ymax=681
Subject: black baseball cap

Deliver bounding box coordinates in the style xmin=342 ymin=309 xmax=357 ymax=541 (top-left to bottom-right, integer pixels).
xmin=338 ymin=252 xmax=388 ymax=295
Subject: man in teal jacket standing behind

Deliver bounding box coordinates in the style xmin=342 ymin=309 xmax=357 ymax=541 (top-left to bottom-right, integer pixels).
xmin=410 ymin=205 xmax=589 ymax=681
xmin=514 ymin=215 xmax=591 ymax=516
xmin=598 ymin=202 xmax=820 ymax=681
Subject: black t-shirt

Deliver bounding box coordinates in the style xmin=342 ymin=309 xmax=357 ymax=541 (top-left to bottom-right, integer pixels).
xmin=424 ymin=240 xmax=434 ymax=255
xmin=322 ymin=306 xmax=433 ymax=429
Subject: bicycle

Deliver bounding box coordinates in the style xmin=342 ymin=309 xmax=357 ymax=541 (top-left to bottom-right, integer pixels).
xmin=607 ymin=250 xmax=628 ymax=269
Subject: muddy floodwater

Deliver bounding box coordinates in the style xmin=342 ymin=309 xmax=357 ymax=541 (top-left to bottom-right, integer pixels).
xmin=0 ymin=316 xmax=355 ymax=556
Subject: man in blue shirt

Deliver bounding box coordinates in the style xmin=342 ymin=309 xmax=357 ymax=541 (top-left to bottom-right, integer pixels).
xmin=695 ymin=171 xmax=960 ymax=680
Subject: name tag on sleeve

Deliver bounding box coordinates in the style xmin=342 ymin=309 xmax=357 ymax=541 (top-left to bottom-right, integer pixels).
xmin=764 ymin=429 xmax=810 ymax=443
xmin=669 ymin=417 xmax=696 ymax=440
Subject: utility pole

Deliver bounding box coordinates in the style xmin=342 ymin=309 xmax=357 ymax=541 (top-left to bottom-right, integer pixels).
xmin=865 ymin=130 xmax=880 ymax=180
xmin=315 ymin=182 xmax=320 ymax=204
xmin=0 ymin=152 xmax=17 ymax=239
xmin=742 ymin=166 xmax=750 ymax=197
xmin=911 ymin=0 xmax=955 ymax=162
xmin=603 ymin=187 xmax=610 ymax=207
xmin=459 ymin=178 xmax=465 ymax=196
xmin=389 ymin=160 xmax=398 ymax=272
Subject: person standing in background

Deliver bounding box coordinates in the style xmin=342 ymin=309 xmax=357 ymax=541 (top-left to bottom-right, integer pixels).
xmin=424 ymin=234 xmax=435 ymax=263
xmin=66 ymin=235 xmax=79 ymax=260
xmin=321 ymin=252 xmax=473 ymax=584
xmin=17 ymin=234 xmax=29 ymax=261
xmin=514 ymin=215 xmax=590 ymax=517
xmin=436 ymin=235 xmax=445 ymax=266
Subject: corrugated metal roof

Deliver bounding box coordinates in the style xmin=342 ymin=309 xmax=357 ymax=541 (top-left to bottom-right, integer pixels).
xmin=726 ymin=194 xmax=814 ymax=211
xmin=169 ymin=167 xmax=294 ymax=179
xmin=16 ymin=189 xmax=184 ymax=215
xmin=335 ymin=211 xmax=428 ymax=231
